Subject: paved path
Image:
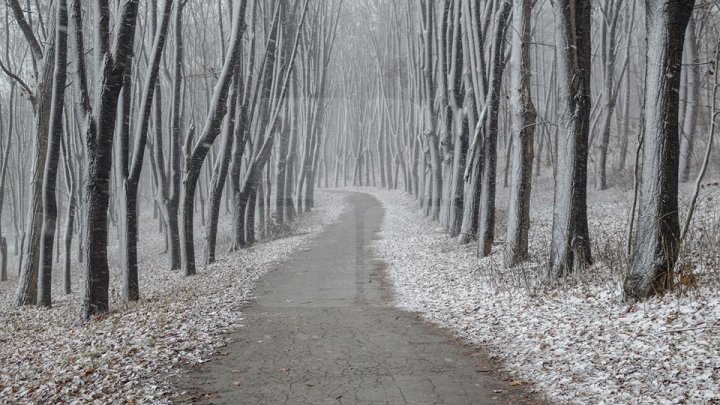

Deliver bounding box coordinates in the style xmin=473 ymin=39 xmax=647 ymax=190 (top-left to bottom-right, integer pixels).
xmin=178 ymin=192 xmax=532 ymax=404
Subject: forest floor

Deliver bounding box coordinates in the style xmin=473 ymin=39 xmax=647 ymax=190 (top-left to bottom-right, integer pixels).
xmin=0 ymin=192 xmax=346 ymax=403
xmin=176 ymin=191 xmax=537 ymax=405
xmin=362 ymin=176 xmax=720 ymax=404
xmin=1 ymin=181 xmax=718 ymax=404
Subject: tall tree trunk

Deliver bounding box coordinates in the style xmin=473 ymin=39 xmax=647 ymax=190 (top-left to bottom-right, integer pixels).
xmin=166 ymin=0 xmax=186 ymax=270
xmin=548 ymin=0 xmax=593 ymax=277
xmin=624 ymin=0 xmax=694 ymax=300
xmin=477 ymin=1 xmax=511 ymax=255
xmin=37 ymin=0 xmax=69 ymax=307
xmin=82 ymin=0 xmax=141 ymax=319
xmin=679 ymin=16 xmax=698 ymax=183
xmin=505 ymin=0 xmax=536 ymax=267
xmin=0 ymin=85 xmax=13 ymax=282
xmin=204 ymin=70 xmax=241 ymax=264
xmin=275 ymin=87 xmax=293 ymax=225
xmin=14 ymin=22 xmax=55 ymax=307
xmin=121 ymin=0 xmax=173 ymax=302
xmin=595 ymin=0 xmax=620 ymax=191
xmin=181 ymin=1 xmax=248 ymax=276
xmin=61 ymin=137 xmax=76 ymax=295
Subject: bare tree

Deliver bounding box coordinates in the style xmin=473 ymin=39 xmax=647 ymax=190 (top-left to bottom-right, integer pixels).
xmin=180 ymin=0 xmax=249 ymax=276
xmin=37 ymin=0 xmax=69 ymax=307
xmin=10 ymin=0 xmax=57 ymax=307
xmin=166 ymin=0 xmax=188 ymax=270
xmin=505 ymin=0 xmax=536 ymax=267
xmin=548 ymin=0 xmax=593 ymax=277
xmin=679 ymin=15 xmax=699 ymax=183
xmin=476 ymin=0 xmax=512 ymax=255
xmin=81 ymin=0 xmax=142 ymax=319
xmin=119 ymin=0 xmax=174 ymax=302
xmin=624 ymin=0 xmax=694 ymax=300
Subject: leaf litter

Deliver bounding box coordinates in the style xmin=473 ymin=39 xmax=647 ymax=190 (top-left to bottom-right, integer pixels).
xmin=364 ymin=181 xmax=720 ymax=405
xmin=0 ymin=192 xmax=347 ymax=404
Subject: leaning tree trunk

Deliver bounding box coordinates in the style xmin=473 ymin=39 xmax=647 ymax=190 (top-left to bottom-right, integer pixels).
xmin=505 ymin=0 xmax=536 ymax=267
xmin=181 ymin=1 xmax=248 ymax=276
xmin=121 ymin=0 xmax=173 ymax=302
xmin=37 ymin=0 xmax=69 ymax=307
xmin=548 ymin=0 xmax=593 ymax=278
xmin=624 ymin=0 xmax=694 ymax=300
xmin=204 ymin=70 xmax=241 ymax=265
xmin=14 ymin=31 xmax=55 ymax=307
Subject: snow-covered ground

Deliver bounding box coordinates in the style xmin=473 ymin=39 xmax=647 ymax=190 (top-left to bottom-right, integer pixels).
xmin=367 ymin=181 xmax=720 ymax=405
xmin=0 ymin=192 xmax=347 ymax=404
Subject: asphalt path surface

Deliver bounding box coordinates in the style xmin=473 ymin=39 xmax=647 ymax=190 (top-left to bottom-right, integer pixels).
xmin=178 ymin=192 xmax=537 ymax=404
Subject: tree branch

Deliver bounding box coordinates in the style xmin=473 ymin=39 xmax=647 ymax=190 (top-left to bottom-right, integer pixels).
xmin=6 ymin=0 xmax=43 ymax=61
xmin=0 ymin=56 xmax=36 ymax=105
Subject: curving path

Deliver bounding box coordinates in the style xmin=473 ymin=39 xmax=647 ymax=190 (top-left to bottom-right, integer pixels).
xmin=177 ymin=192 xmax=535 ymax=404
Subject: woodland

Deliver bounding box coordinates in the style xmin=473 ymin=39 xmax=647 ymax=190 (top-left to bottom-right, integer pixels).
xmin=0 ymin=0 xmax=718 ymax=403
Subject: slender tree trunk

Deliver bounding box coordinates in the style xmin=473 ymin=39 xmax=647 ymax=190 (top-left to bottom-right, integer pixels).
xmin=181 ymin=1 xmax=248 ymax=276
xmin=63 ymin=173 xmax=76 ymax=294
xmin=505 ymin=0 xmax=536 ymax=267
xmin=595 ymin=0 xmax=622 ymax=191
xmin=15 ymin=28 xmax=55 ymax=307
xmin=679 ymin=16 xmax=698 ymax=183
xmin=167 ymin=0 xmax=186 ymax=270
xmin=204 ymin=71 xmax=241 ymax=264
xmin=275 ymin=92 xmax=293 ymax=225
xmin=37 ymin=0 xmax=69 ymax=307
xmin=121 ymin=0 xmax=173 ymax=301
xmin=0 ymin=86 xmax=13 ymax=282
xmin=477 ymin=1 xmax=511 ymax=255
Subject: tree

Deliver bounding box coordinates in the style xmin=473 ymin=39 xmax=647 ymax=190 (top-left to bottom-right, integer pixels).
xmin=10 ymin=0 xmax=57 ymax=307
xmin=548 ymin=0 xmax=593 ymax=278
xmin=37 ymin=0 xmax=69 ymax=307
xmin=679 ymin=15 xmax=699 ymax=183
xmin=419 ymin=0 xmax=441 ymax=221
xmin=476 ymin=0 xmax=512 ymax=255
xmin=624 ymin=0 xmax=695 ymax=300
xmin=81 ymin=0 xmax=142 ymax=319
xmin=180 ymin=0 xmax=249 ymax=276
xmin=119 ymin=0 xmax=174 ymax=302
xmin=166 ymin=0 xmax=188 ymax=270
xmin=505 ymin=0 xmax=536 ymax=267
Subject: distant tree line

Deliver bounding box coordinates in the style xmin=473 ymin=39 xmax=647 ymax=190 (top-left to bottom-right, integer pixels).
xmin=322 ymin=0 xmax=716 ymax=300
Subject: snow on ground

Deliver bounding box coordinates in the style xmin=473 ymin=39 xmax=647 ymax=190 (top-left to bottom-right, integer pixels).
xmin=0 ymin=191 xmax=346 ymax=404
xmin=365 ymin=180 xmax=720 ymax=405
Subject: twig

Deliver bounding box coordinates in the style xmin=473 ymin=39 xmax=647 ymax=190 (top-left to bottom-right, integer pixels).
xmin=662 ymin=325 xmax=720 ymax=334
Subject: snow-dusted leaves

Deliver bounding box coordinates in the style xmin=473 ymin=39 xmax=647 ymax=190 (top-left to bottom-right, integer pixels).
xmin=0 ymin=192 xmax=347 ymax=404
xmin=367 ymin=185 xmax=720 ymax=405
